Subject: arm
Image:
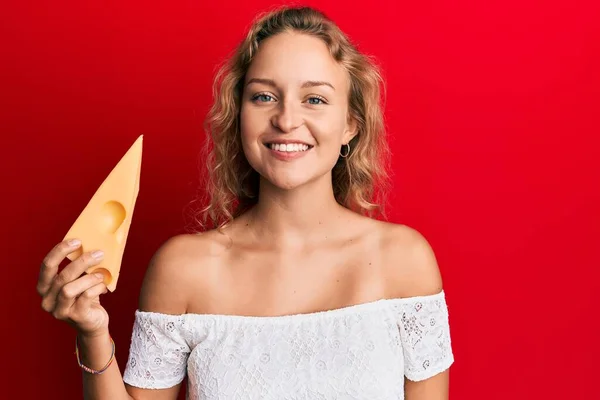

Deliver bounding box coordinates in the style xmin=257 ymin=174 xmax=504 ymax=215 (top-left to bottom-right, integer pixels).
xmin=405 ymin=371 xmax=450 ymax=400
xmin=123 ymin=234 xmax=196 ymax=399
xmin=384 ymin=224 xmax=453 ymax=400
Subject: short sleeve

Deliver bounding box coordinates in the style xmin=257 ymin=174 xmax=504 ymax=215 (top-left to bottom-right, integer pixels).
xmin=393 ymin=291 xmax=454 ymax=381
xmin=123 ymin=310 xmax=191 ymax=389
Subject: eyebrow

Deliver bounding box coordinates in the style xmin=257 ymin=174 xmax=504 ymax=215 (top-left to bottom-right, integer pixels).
xmin=246 ymin=78 xmax=335 ymax=91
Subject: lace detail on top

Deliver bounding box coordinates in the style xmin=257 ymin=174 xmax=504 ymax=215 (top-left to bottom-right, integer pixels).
xmin=123 ymin=313 xmax=191 ymax=388
xmin=391 ymin=293 xmax=454 ymax=381
xmin=123 ymin=291 xmax=454 ymax=399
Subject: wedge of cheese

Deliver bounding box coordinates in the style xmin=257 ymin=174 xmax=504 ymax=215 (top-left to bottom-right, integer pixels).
xmin=64 ymin=135 xmax=143 ymax=292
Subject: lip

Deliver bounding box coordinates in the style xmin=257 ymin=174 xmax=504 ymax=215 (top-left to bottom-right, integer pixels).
xmin=263 ymin=142 xmax=313 ymax=161
xmin=263 ymin=138 xmax=313 ymax=146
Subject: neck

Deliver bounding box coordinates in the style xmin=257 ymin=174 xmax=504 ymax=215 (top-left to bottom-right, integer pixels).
xmin=245 ymin=175 xmax=351 ymax=249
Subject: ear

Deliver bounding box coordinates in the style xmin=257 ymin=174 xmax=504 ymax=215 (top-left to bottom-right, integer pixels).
xmin=343 ymin=114 xmax=359 ymax=144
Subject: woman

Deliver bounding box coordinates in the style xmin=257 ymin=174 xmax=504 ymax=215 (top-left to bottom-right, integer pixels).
xmin=37 ymin=5 xmax=454 ymax=399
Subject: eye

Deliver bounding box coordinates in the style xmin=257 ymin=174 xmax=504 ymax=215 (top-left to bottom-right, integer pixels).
xmin=251 ymin=93 xmax=276 ymax=103
xmin=306 ymin=96 xmax=327 ymax=105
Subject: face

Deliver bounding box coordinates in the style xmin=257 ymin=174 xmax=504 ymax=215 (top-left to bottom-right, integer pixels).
xmin=239 ymin=31 xmax=357 ymax=191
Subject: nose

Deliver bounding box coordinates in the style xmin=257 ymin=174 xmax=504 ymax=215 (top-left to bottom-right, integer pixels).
xmin=271 ymin=101 xmax=302 ymax=133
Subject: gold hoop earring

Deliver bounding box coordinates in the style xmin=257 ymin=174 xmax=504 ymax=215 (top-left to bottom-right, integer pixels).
xmin=340 ymin=143 xmax=350 ymax=158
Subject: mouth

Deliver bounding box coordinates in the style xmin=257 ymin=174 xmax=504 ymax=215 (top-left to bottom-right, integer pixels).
xmin=264 ymin=142 xmax=314 ymax=153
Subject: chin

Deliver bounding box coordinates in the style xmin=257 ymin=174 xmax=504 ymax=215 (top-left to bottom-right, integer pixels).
xmin=261 ymin=171 xmax=312 ymax=191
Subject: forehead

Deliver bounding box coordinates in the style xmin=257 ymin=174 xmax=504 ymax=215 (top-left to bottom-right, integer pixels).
xmin=245 ymin=31 xmax=349 ymax=91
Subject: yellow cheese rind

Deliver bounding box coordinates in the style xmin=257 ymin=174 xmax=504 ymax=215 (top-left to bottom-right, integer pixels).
xmin=63 ymin=135 xmax=143 ymax=291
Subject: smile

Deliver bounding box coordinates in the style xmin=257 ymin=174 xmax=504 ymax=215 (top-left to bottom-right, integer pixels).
xmin=265 ymin=143 xmax=313 ymax=152
xmin=263 ymin=142 xmax=314 ymax=161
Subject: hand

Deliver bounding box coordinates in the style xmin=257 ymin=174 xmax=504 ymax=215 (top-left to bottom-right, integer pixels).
xmin=37 ymin=239 xmax=110 ymax=338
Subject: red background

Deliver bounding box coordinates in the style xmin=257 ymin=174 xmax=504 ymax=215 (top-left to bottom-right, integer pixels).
xmin=2 ymin=0 xmax=599 ymax=398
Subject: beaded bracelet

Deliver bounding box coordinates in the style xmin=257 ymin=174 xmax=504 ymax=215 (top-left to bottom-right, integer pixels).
xmin=74 ymin=335 xmax=115 ymax=375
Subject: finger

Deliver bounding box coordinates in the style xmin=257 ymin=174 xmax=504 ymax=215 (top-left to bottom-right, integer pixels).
xmin=74 ymin=281 xmax=108 ymax=315
xmin=42 ymin=250 xmax=105 ymax=313
xmin=52 ymin=272 xmax=106 ymax=319
xmin=37 ymin=239 xmax=82 ymax=297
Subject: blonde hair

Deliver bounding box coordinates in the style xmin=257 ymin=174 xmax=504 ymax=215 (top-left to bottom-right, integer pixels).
xmin=189 ymin=5 xmax=390 ymax=231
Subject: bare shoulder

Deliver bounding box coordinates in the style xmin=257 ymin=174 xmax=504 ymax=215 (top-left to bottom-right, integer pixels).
xmin=137 ymin=229 xmax=230 ymax=314
xmin=376 ymin=221 xmax=444 ymax=299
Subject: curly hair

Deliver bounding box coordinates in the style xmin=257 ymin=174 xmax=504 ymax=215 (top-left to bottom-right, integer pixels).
xmin=189 ymin=5 xmax=390 ymax=231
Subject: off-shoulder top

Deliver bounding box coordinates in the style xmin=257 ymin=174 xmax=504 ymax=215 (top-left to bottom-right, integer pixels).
xmin=123 ymin=290 xmax=454 ymax=399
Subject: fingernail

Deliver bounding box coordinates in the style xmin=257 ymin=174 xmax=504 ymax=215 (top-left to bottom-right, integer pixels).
xmin=68 ymin=239 xmax=81 ymax=247
xmin=91 ymin=250 xmax=104 ymax=259
xmin=94 ymin=273 xmax=104 ymax=280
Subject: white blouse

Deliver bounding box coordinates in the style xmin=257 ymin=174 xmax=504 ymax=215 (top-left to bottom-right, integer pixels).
xmin=123 ymin=290 xmax=454 ymax=399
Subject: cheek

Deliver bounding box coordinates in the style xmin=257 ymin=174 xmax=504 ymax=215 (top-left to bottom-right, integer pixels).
xmin=239 ymin=109 xmax=268 ymax=174
xmin=307 ymin=113 xmax=347 ymax=146
xmin=239 ymin=105 xmax=255 ymax=138
xmin=239 ymin=107 xmax=263 ymax=149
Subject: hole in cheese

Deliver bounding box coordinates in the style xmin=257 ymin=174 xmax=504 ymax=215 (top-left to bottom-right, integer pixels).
xmin=90 ymin=267 xmax=113 ymax=286
xmin=100 ymin=201 xmax=126 ymax=234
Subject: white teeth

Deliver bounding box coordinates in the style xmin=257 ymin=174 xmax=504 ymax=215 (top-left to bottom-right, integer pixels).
xmin=268 ymin=143 xmax=310 ymax=152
